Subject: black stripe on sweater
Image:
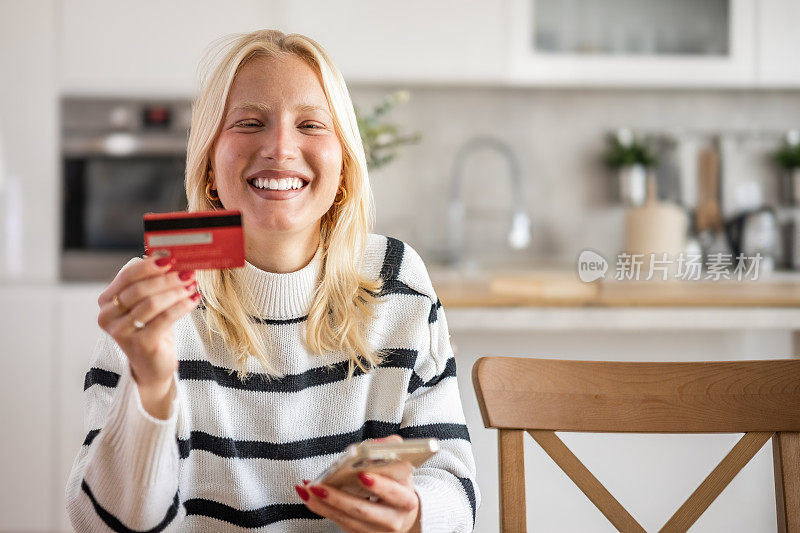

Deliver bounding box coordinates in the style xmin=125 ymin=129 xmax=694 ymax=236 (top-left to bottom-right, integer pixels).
xmin=428 ymin=298 xmax=442 ymax=324
xmin=458 ymin=476 xmax=477 ymax=526
xmin=84 ymin=367 xmax=120 ymax=391
xmin=83 ymin=421 xmax=471 ymax=470
xmin=252 ymin=314 xmax=309 ymax=325
xmin=176 ymin=420 xmax=400 ymax=460
xmin=183 ymin=499 xmax=320 ymax=528
xmin=84 ymin=429 xmax=100 ymax=446
xmin=81 ymin=479 xmax=179 ymax=533
xmin=178 ymin=348 xmax=416 ymax=393
xmin=407 ymin=357 xmax=457 ymax=394
xmin=83 ymin=348 xmax=417 ymax=395
xmin=379 ymin=278 xmax=427 ymax=298
xmin=399 ymin=423 xmax=471 ymax=442
xmin=380 ymin=236 xmax=404 ymax=281
xmin=82 ymin=421 xmax=472 ymax=459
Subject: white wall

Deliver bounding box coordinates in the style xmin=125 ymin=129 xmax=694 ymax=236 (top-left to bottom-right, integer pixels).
xmin=349 ymin=86 xmax=800 ymax=267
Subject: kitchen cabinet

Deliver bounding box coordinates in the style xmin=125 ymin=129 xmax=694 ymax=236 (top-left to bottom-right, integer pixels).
xmin=0 ymin=287 xmax=57 ymax=531
xmin=0 ymin=283 xmax=104 ymax=532
xmin=58 ymin=0 xmax=506 ymax=94
xmin=507 ymin=0 xmax=757 ymax=87
xmin=59 ymin=0 xmax=284 ymax=96
xmin=56 ymin=0 xmax=800 ymax=90
xmin=756 ymin=0 xmax=800 ymax=87
xmin=54 ymin=285 xmax=105 ymax=532
xmin=281 ymin=0 xmax=507 ymax=84
xmin=0 ymin=0 xmax=59 ymax=284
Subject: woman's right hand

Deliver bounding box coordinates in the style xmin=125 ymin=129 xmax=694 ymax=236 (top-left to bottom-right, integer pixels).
xmin=96 ymin=252 xmax=201 ymax=418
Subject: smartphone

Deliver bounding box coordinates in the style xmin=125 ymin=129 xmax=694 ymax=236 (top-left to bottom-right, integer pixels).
xmin=311 ymin=438 xmax=440 ymax=500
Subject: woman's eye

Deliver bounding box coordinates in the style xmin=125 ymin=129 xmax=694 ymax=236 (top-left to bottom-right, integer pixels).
xmin=301 ymin=123 xmax=323 ymax=130
xmin=235 ymin=120 xmax=261 ymax=127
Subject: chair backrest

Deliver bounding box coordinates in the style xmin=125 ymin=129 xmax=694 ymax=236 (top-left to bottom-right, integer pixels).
xmin=472 ymin=357 xmax=800 ymax=533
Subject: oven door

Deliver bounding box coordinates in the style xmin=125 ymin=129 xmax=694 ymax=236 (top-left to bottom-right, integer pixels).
xmin=62 ymin=155 xmax=187 ymax=281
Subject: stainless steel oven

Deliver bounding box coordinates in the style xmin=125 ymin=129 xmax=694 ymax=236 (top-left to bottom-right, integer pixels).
xmin=61 ymin=98 xmax=191 ymax=281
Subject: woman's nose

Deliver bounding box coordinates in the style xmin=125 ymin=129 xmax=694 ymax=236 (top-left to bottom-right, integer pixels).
xmin=259 ymin=121 xmax=299 ymax=162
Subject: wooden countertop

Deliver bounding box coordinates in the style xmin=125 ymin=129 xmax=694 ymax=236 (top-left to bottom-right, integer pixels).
xmin=430 ymin=271 xmax=800 ymax=308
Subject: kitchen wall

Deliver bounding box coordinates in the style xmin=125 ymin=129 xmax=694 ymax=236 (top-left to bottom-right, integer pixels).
xmin=351 ymin=85 xmax=800 ymax=267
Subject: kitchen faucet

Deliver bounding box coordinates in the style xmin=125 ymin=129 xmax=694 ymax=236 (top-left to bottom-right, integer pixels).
xmin=445 ymin=136 xmax=531 ymax=265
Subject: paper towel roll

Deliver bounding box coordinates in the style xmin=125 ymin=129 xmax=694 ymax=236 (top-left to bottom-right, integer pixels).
xmin=624 ymin=177 xmax=688 ymax=280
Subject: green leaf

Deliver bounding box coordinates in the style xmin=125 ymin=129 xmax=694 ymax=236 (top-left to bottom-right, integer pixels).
xmin=355 ymin=90 xmax=422 ymax=171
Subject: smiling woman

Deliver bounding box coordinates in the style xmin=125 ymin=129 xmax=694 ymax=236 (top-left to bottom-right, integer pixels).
xmin=65 ymin=29 xmax=480 ymax=533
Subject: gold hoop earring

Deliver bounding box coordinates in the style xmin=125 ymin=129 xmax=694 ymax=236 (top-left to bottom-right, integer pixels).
xmin=205 ymin=180 xmax=220 ymax=203
xmin=333 ymin=184 xmax=347 ymax=206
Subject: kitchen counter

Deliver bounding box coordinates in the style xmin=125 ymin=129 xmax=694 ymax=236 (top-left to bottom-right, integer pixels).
xmin=428 ymin=269 xmax=800 ymax=343
xmin=429 ymin=269 xmax=800 ymax=308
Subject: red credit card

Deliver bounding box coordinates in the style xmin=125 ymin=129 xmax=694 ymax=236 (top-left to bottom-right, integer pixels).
xmin=143 ymin=209 xmax=245 ymax=271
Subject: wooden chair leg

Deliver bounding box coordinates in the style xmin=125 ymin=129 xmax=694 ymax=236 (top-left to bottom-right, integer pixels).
xmin=499 ymin=429 xmax=526 ymax=533
xmin=774 ymin=432 xmax=800 ymax=533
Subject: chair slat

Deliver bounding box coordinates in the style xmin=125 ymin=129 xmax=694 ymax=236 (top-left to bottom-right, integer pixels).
xmin=499 ymin=429 xmax=527 ymax=533
xmin=659 ymin=431 xmax=774 ymax=532
xmin=473 ymin=357 xmax=800 ymax=432
xmin=528 ymin=430 xmax=646 ymax=532
xmin=773 ymin=432 xmax=800 ymax=533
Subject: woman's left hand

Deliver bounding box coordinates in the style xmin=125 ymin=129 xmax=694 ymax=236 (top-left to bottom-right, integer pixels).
xmin=296 ymin=437 xmax=421 ymax=533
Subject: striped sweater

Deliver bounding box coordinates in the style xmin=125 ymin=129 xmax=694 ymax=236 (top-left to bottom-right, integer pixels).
xmin=65 ymin=234 xmax=480 ymax=532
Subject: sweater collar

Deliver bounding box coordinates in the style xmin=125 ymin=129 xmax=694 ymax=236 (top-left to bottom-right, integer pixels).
xmin=237 ymin=244 xmax=323 ymax=320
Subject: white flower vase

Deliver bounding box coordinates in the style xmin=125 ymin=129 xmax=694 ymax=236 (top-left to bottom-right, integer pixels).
xmin=618 ymin=164 xmax=647 ymax=206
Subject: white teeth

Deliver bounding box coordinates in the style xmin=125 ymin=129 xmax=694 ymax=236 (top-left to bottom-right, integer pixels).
xmin=250 ymin=177 xmax=306 ymax=190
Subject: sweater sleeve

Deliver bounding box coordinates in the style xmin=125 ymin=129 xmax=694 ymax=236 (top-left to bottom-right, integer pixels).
xmin=401 ymin=296 xmax=481 ymax=532
xmin=65 ymin=329 xmax=183 ymax=532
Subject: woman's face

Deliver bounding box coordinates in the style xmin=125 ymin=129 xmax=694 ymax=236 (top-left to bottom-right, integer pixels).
xmin=210 ymin=54 xmax=343 ymax=241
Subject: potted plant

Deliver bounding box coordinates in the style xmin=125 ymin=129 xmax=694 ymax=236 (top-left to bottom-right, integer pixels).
xmin=354 ymin=90 xmax=421 ymax=171
xmin=773 ymin=129 xmax=800 ymax=205
xmin=603 ymin=127 xmax=658 ymax=206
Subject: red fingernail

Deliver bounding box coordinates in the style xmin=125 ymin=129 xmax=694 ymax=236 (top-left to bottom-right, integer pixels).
xmin=309 ymin=485 xmax=328 ymax=498
xmin=191 ymin=292 xmax=201 ymax=302
xmin=185 ymin=281 xmax=198 ymax=292
xmin=358 ymin=472 xmax=374 ymax=487
xmin=302 ymin=479 xmax=310 ymax=485
xmin=295 ymin=485 xmax=309 ymax=501
xmin=178 ymin=270 xmax=195 ymax=281
xmin=155 ymin=256 xmax=174 ymax=267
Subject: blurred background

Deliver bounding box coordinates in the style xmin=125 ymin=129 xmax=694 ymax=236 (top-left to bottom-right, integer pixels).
xmin=2 ymin=1 xmax=800 ymax=531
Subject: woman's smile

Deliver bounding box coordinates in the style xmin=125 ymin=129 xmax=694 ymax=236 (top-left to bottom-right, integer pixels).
xmin=246 ymin=169 xmax=311 ymax=200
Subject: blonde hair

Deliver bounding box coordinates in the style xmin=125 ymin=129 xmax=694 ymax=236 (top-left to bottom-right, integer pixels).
xmin=186 ymin=29 xmax=385 ymax=378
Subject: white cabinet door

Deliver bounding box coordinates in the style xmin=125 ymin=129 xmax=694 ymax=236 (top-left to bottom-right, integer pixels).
xmin=0 ymin=0 xmax=59 ymax=284
xmin=283 ymin=0 xmax=508 ymax=84
xmin=59 ymin=0 xmax=284 ymax=96
xmin=757 ymin=0 xmax=800 ymax=87
xmin=0 ymin=287 xmax=57 ymax=531
xmin=54 ymin=284 xmax=105 ymax=532
xmin=508 ymin=0 xmax=757 ymax=87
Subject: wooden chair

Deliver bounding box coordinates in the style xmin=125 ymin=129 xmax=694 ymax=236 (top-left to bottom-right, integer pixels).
xmin=472 ymin=357 xmax=800 ymax=532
